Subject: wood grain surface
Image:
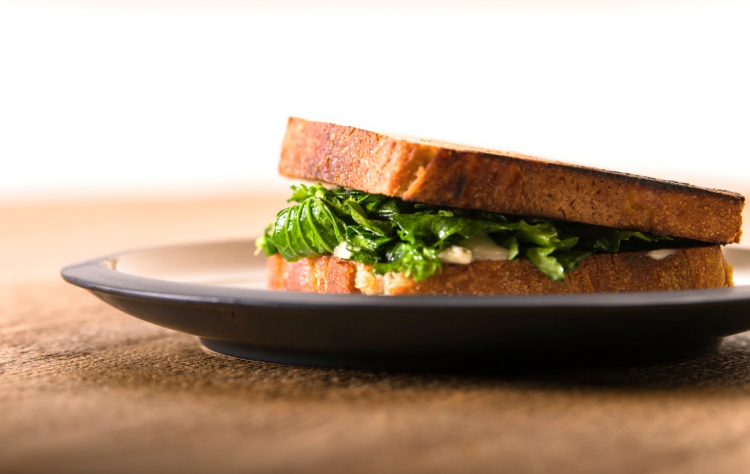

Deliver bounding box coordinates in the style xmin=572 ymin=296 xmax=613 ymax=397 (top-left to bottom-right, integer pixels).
xmin=4 ymin=193 xmax=750 ymax=474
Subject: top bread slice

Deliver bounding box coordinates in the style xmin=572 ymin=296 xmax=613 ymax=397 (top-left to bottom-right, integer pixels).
xmin=279 ymin=117 xmax=744 ymax=244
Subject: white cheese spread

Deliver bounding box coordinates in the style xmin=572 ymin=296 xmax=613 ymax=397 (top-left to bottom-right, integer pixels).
xmin=437 ymin=234 xmax=510 ymax=264
xmin=646 ymin=248 xmax=678 ymax=260
xmin=437 ymin=245 xmax=473 ymax=264
xmin=333 ymin=242 xmax=353 ymax=260
xmin=460 ymin=233 xmax=510 ymax=261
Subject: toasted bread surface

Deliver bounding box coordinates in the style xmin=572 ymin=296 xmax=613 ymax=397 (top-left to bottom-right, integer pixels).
xmin=267 ymin=245 xmax=732 ymax=295
xmin=279 ymin=118 xmax=744 ymax=244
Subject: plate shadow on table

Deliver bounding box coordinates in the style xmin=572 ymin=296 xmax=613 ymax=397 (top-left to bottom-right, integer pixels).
xmin=62 ymin=331 xmax=750 ymax=399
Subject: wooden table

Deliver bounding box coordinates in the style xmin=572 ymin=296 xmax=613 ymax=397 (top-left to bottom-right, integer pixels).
xmin=4 ymin=193 xmax=750 ymax=474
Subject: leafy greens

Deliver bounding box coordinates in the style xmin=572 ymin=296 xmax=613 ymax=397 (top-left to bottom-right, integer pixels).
xmin=256 ymin=184 xmax=684 ymax=282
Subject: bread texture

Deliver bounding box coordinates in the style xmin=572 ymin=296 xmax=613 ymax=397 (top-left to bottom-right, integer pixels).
xmin=267 ymin=245 xmax=733 ymax=296
xmin=279 ymin=118 xmax=744 ymax=244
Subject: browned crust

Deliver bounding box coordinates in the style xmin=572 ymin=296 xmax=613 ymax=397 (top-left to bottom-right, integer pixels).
xmin=279 ymin=118 xmax=744 ymax=244
xmin=267 ymin=245 xmax=733 ymax=295
xmin=267 ymin=254 xmax=360 ymax=294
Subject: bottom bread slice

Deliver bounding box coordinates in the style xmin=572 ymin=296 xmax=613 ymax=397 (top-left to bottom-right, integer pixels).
xmin=267 ymin=245 xmax=733 ymax=295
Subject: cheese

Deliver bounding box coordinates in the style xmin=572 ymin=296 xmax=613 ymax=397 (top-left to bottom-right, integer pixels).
xmin=460 ymin=234 xmax=509 ymax=261
xmin=437 ymin=245 xmax=473 ymax=264
xmin=438 ymin=234 xmax=510 ymax=265
xmin=333 ymin=242 xmax=353 ymax=260
xmin=647 ymin=248 xmax=678 ymax=260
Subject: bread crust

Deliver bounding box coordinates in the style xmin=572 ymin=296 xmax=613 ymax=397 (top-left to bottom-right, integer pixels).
xmin=279 ymin=118 xmax=744 ymax=244
xmin=267 ymin=246 xmax=733 ymax=295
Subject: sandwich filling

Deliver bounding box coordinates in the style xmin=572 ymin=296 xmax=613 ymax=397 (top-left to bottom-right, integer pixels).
xmin=256 ymin=184 xmax=701 ymax=282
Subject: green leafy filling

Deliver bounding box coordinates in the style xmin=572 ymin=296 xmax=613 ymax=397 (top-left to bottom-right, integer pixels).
xmin=256 ymin=184 xmax=692 ymax=283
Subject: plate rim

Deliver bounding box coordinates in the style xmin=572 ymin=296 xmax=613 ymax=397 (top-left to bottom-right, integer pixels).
xmin=61 ymin=239 xmax=750 ymax=311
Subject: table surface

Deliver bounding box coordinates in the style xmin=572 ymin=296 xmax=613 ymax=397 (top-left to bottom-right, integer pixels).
xmin=4 ymin=192 xmax=750 ymax=474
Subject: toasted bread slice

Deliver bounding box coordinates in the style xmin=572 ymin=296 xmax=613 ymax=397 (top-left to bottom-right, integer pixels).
xmin=279 ymin=118 xmax=744 ymax=244
xmin=267 ymin=246 xmax=733 ymax=295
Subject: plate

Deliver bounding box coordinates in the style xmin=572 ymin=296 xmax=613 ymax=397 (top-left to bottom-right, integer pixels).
xmin=61 ymin=240 xmax=750 ymax=371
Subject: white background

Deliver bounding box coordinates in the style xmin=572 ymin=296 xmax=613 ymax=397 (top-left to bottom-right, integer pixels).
xmin=1 ymin=0 xmax=748 ymax=201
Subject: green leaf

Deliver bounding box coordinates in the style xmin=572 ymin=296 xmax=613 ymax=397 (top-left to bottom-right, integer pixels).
xmin=346 ymin=201 xmax=394 ymax=237
xmin=500 ymin=236 xmax=519 ymax=260
xmin=585 ymin=230 xmax=672 ymax=253
xmin=259 ymin=183 xmax=697 ymax=284
xmin=345 ymin=226 xmax=394 ymax=252
xmin=369 ymin=199 xmax=402 ymax=219
xmin=526 ymin=247 xmax=565 ymax=282
xmin=557 ymin=236 xmax=579 ymax=251
xmin=254 ymin=223 xmax=277 ymax=256
xmin=513 ymin=220 xmax=560 ymax=247
xmin=272 ymin=196 xmax=346 ymax=261
xmin=373 ymin=242 xmax=442 ymax=282
xmin=392 ymin=213 xmax=512 ymax=245
xmin=554 ymin=250 xmax=594 ymax=272
xmin=287 ymin=183 xmax=321 ymax=203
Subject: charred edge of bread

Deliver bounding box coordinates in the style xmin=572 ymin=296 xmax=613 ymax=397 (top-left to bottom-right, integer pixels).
xmin=279 ymin=117 xmax=744 ymax=244
xmin=267 ymin=245 xmax=733 ymax=295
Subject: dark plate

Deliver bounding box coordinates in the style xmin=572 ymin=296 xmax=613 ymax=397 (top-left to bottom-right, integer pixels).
xmin=61 ymin=240 xmax=750 ymax=371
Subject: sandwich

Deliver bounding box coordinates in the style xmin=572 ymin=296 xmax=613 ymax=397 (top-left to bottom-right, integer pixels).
xmin=256 ymin=118 xmax=744 ymax=295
